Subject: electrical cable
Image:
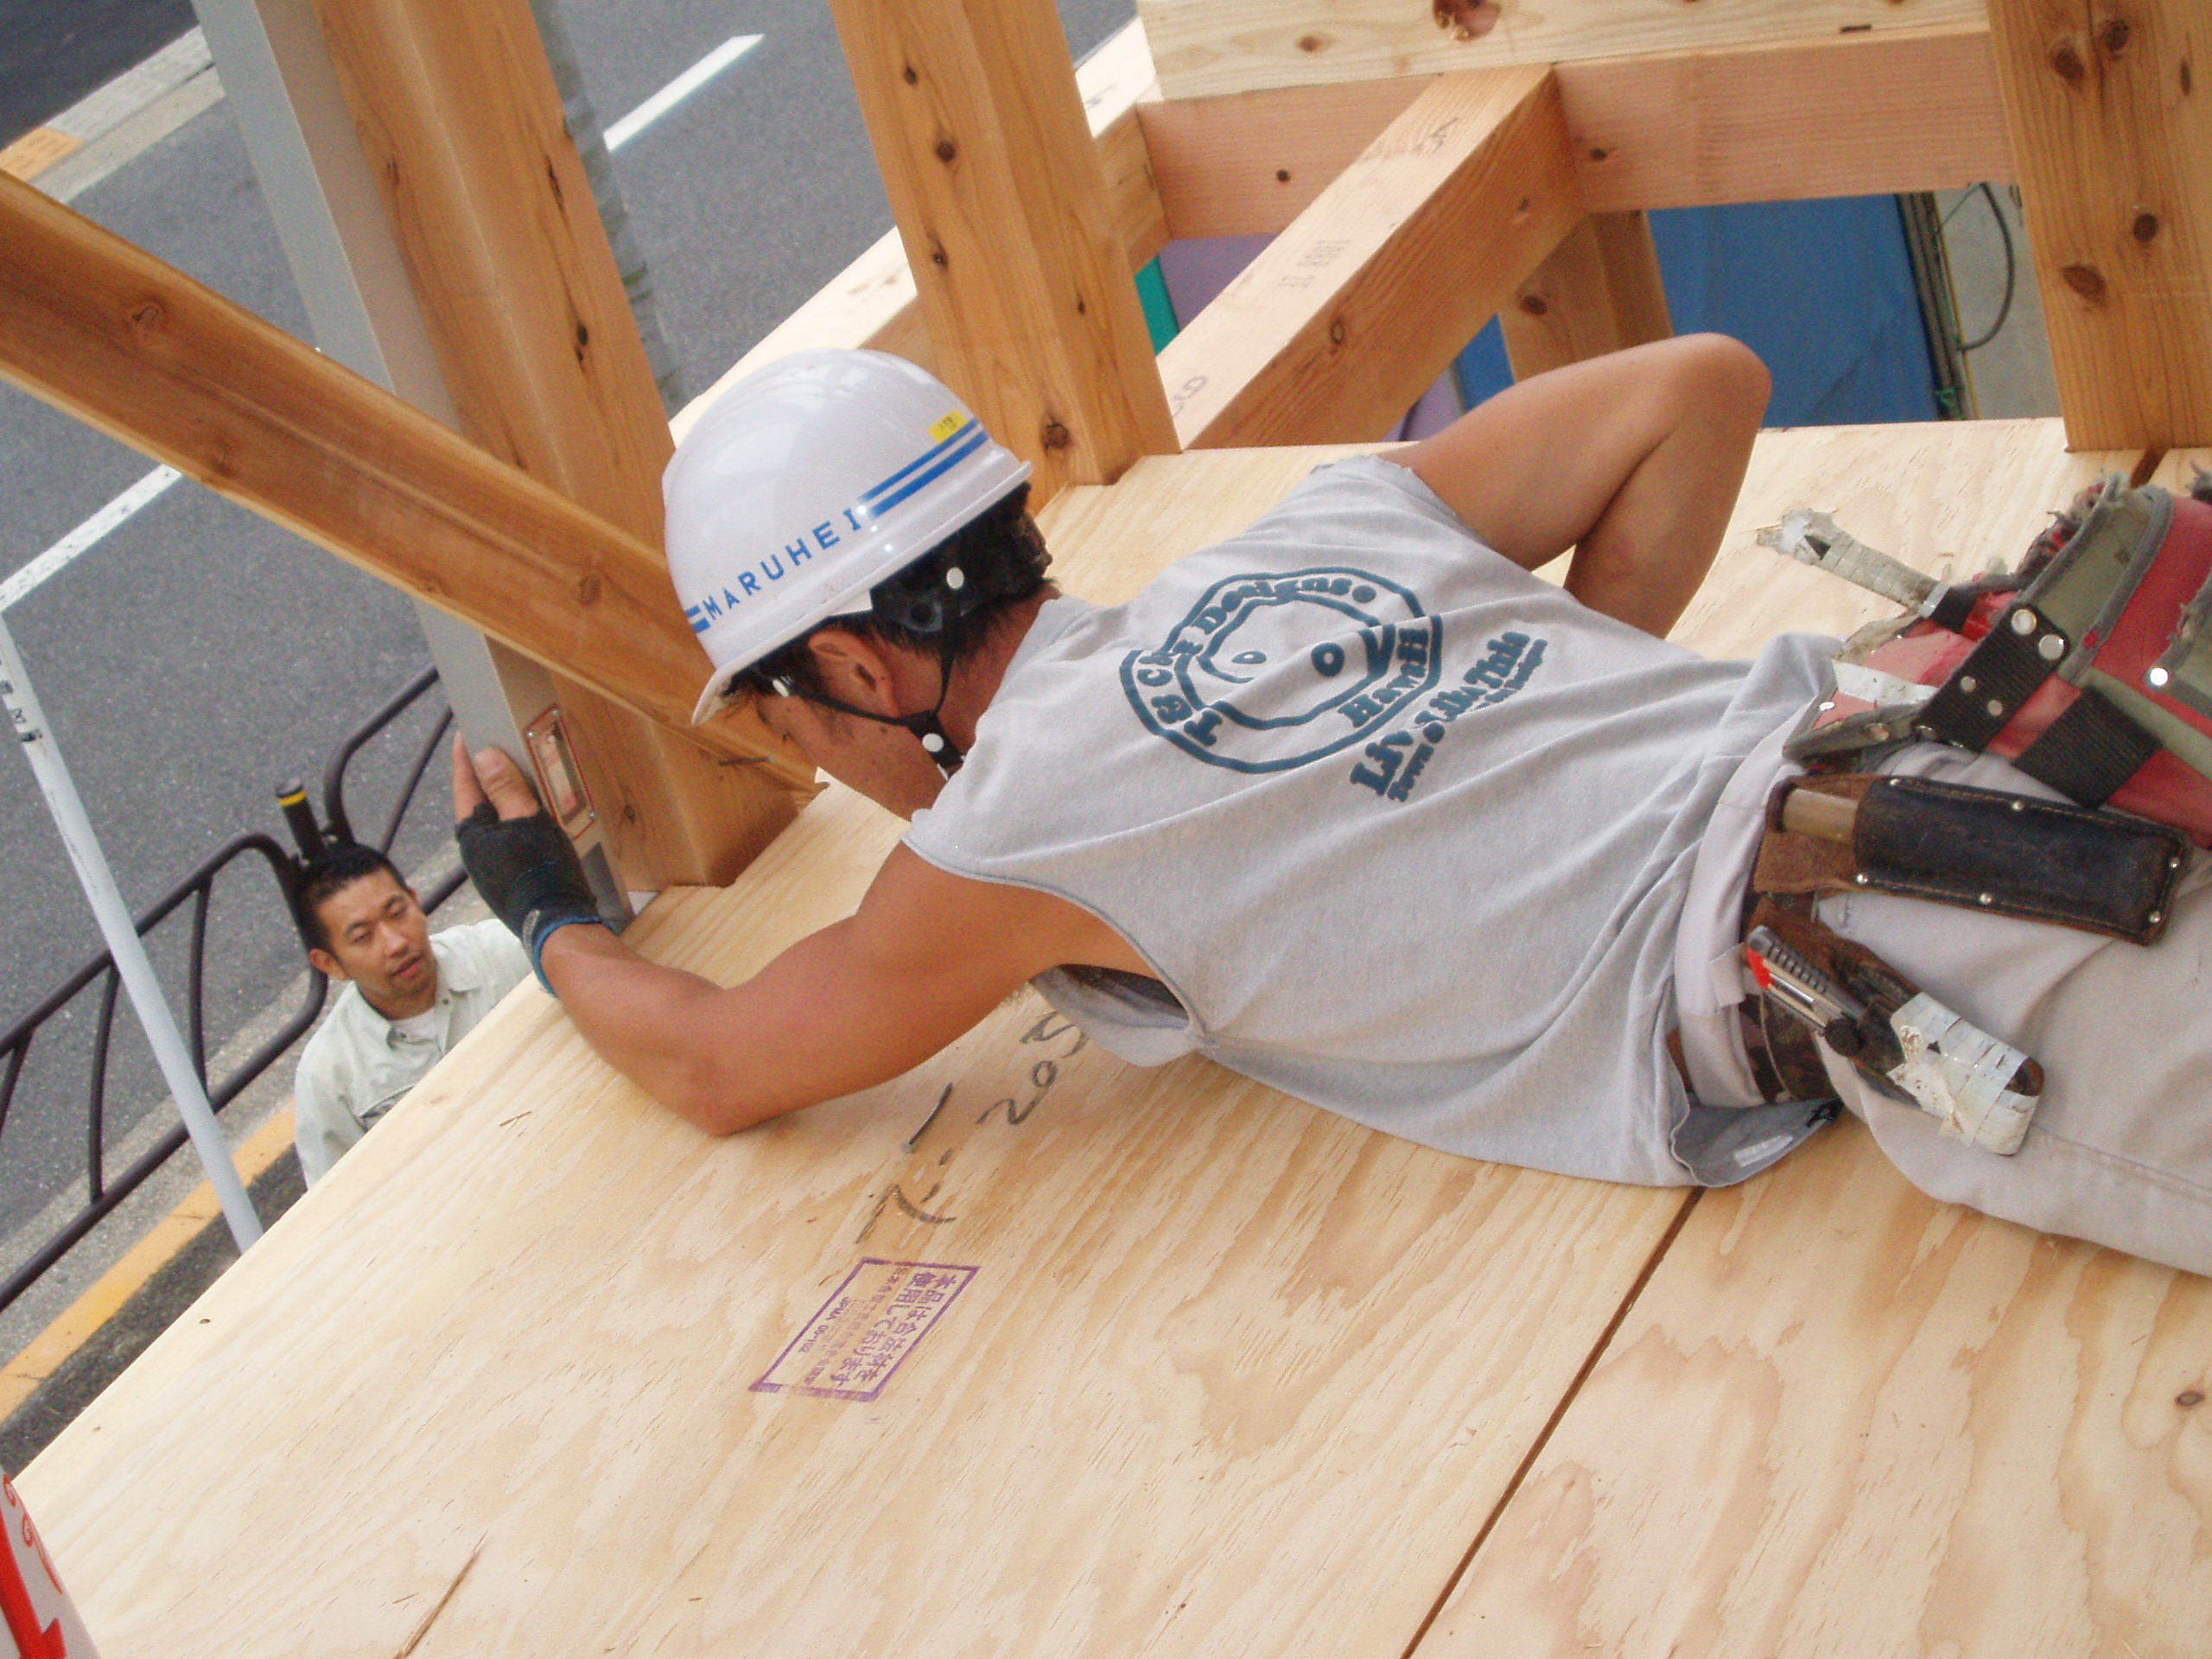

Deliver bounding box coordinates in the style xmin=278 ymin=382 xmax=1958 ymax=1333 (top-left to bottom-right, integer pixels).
xmin=1954 ymin=181 xmax=2015 ymax=353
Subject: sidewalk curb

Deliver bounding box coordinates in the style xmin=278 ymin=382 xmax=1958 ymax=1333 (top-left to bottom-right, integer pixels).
xmin=0 ymin=1107 xmax=295 ymax=1419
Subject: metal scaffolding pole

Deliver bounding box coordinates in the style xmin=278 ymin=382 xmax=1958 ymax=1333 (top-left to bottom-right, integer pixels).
xmin=0 ymin=613 xmax=263 ymax=1253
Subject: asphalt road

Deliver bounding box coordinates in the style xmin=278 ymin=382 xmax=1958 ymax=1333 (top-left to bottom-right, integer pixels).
xmin=0 ymin=0 xmax=1135 ymax=1243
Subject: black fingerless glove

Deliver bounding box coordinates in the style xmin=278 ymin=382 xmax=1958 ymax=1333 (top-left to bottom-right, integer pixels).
xmin=455 ymin=803 xmax=605 ymax=992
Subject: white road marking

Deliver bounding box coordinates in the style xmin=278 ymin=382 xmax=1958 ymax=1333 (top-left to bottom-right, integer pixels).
xmin=604 ymin=35 xmax=762 ymax=152
xmin=0 ymin=467 xmax=181 ymax=613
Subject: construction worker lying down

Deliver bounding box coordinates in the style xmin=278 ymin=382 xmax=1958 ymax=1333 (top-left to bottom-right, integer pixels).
xmin=452 ymin=339 xmax=2212 ymax=1280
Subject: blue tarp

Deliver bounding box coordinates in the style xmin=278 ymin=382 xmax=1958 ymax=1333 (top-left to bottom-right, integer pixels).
xmin=1459 ymin=196 xmax=1937 ymax=426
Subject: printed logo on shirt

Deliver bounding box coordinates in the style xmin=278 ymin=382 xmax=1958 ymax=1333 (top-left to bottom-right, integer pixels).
xmin=1120 ymin=567 xmax=1443 ymax=772
xmin=1349 ymin=630 xmax=1548 ymax=802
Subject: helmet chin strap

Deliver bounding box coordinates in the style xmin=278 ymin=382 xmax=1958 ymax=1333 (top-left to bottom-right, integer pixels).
xmin=773 ymin=639 xmax=965 ymax=777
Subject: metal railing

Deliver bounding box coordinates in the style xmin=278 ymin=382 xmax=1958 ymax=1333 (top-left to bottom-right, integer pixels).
xmin=0 ymin=665 xmax=457 ymax=1313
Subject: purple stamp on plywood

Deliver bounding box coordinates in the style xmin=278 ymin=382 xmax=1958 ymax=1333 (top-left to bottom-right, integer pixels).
xmin=752 ymin=1259 xmax=979 ymax=1402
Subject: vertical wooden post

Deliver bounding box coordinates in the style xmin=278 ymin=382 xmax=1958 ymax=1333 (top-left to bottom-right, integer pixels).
xmin=1498 ymin=212 xmax=1673 ymax=381
xmin=830 ymin=0 xmax=1178 ymax=506
xmin=1987 ymin=0 xmax=2212 ymax=450
xmin=308 ymin=0 xmax=806 ymax=887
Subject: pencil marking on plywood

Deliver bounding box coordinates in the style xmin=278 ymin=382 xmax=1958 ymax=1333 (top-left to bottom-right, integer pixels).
xmin=752 ymin=1261 xmax=979 ymax=1402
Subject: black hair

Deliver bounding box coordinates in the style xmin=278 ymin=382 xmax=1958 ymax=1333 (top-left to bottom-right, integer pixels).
xmin=735 ymin=484 xmax=1052 ymax=705
xmin=293 ymin=842 xmax=406 ymax=955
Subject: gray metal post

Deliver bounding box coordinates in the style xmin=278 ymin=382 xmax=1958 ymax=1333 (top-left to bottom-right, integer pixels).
xmin=0 ymin=615 xmax=263 ymax=1251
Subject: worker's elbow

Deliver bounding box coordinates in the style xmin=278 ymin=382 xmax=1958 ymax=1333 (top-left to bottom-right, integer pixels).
xmin=664 ymin=1062 xmax=794 ymax=1137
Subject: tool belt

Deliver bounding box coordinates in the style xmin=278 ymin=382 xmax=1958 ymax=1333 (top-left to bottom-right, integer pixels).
xmin=1735 ymin=473 xmax=2209 ymax=1154
xmin=1743 ymin=772 xmax=2186 ymax=1154
xmin=1773 ymin=473 xmax=2212 ymax=842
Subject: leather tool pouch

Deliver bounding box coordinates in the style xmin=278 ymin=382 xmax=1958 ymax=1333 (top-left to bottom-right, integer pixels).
xmin=1754 ymin=772 xmax=2189 ymax=945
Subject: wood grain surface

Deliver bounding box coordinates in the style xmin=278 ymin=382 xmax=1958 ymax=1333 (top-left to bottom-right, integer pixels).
xmin=1138 ymin=0 xmax=1986 ymax=100
xmin=309 ymin=0 xmax=808 ymax=880
xmin=1564 ymin=25 xmax=2014 ymax=212
xmin=830 ymin=0 xmax=1175 ymax=505
xmin=1497 ymin=212 xmax=1670 ymax=380
xmin=1137 ymin=29 xmax=2012 ymax=239
xmin=1420 ymin=1117 xmax=2212 ymax=1658
xmin=1986 ymin=0 xmax=2212 ymax=450
xmin=1160 ymin=66 xmax=1580 ymax=448
xmin=0 ymin=173 xmax=747 ymax=760
xmin=670 ymin=21 xmax=1162 ymax=447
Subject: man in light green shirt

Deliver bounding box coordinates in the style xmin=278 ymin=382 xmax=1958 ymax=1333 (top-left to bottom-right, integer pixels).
xmin=291 ymin=845 xmax=529 ymax=1185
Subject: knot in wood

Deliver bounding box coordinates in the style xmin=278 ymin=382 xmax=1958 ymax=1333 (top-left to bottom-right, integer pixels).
xmin=129 ymin=299 xmax=165 ymax=337
xmin=2060 ymin=263 xmax=2107 ymax=302
xmin=1295 ymin=33 xmax=1326 ymax=53
xmin=2099 ymin=17 xmax=2133 ymax=58
xmin=1587 ymin=147 xmax=1609 ymax=162
xmin=2178 ymin=1389 xmax=2205 ymax=1408
xmin=1276 ymin=168 xmax=1291 ymax=183
xmin=901 ymin=64 xmax=918 ymax=86
xmin=1431 ymin=0 xmax=1500 ymax=41
xmin=934 ymin=137 xmax=957 ymax=164
xmin=2050 ymin=41 xmax=2088 ymax=83
xmin=2133 ymin=211 xmax=2161 ymax=244
xmin=1041 ymin=420 xmax=1071 ymax=452
xmin=1328 ymin=318 xmax=1347 ymax=346
xmin=577 ymin=569 xmax=603 ymax=606
xmin=1518 ymin=294 xmax=1549 ymax=317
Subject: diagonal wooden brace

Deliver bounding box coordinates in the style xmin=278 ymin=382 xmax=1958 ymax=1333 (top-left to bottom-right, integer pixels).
xmin=1160 ymin=66 xmax=1583 ymax=450
xmin=0 ymin=173 xmax=797 ymax=779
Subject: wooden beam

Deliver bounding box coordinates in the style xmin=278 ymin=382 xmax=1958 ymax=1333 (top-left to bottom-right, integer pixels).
xmin=0 ymin=174 xmax=747 ymax=756
xmin=1564 ymin=24 xmax=2014 ymax=212
xmin=1160 ymin=66 xmax=1581 ymax=449
xmin=1987 ymin=0 xmax=2212 ymax=450
xmin=672 ymin=19 xmax=1166 ymax=446
xmin=1137 ymin=0 xmax=1986 ymax=100
xmin=1137 ymin=28 xmax=2014 ymax=240
xmin=308 ymin=0 xmax=804 ymax=883
xmin=829 ymin=0 xmax=1176 ymax=505
xmin=1498 ymin=211 xmax=1672 ymax=380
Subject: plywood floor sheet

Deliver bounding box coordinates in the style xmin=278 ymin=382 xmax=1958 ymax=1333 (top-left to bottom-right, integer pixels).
xmin=24 ymin=420 xmax=2211 ymax=1658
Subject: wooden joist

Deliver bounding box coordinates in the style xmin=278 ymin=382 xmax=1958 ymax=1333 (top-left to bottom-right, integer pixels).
xmin=1160 ymin=66 xmax=1580 ymax=448
xmin=0 ymin=173 xmax=757 ymax=760
xmin=1136 ymin=0 xmax=1986 ymax=100
xmin=1138 ymin=27 xmax=2015 ymax=241
xmin=1987 ymin=0 xmax=2212 ymax=451
xmin=1497 ymin=212 xmax=1672 ymax=379
xmin=830 ymin=0 xmax=1174 ymax=503
xmin=311 ymin=0 xmax=804 ymax=881
xmin=31 ymin=419 xmax=2211 ymax=1656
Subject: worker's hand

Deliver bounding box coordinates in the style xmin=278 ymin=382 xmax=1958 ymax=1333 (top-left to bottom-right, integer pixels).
xmin=452 ymin=736 xmax=605 ymax=990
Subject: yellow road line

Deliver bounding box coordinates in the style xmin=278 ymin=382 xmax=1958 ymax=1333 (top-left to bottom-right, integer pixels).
xmin=0 ymin=1109 xmax=296 ymax=1418
xmin=0 ymin=128 xmax=82 ymax=181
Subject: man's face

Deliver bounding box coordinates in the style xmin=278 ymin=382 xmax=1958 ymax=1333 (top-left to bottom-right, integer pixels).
xmin=753 ymin=692 xmax=948 ymax=818
xmin=308 ymin=872 xmax=436 ymax=1017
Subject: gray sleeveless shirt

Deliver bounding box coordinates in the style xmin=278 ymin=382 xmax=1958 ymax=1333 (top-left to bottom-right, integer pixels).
xmin=903 ymin=457 xmax=1832 ymax=1185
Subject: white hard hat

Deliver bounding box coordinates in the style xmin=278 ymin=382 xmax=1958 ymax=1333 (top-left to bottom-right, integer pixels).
xmin=665 ymin=349 xmax=1032 ymax=723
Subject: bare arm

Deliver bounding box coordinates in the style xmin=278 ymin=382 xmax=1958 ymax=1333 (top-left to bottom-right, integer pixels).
xmin=1403 ymin=334 xmax=1770 ymax=637
xmin=455 ymin=744 xmax=1139 ymax=1134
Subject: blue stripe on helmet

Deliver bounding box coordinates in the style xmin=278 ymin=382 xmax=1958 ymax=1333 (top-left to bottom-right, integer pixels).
xmin=860 ymin=423 xmax=990 ymax=518
xmin=858 ymin=418 xmax=977 ymax=508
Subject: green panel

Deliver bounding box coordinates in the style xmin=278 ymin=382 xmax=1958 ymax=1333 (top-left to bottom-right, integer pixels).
xmin=1135 ymin=257 xmax=1179 ymax=352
